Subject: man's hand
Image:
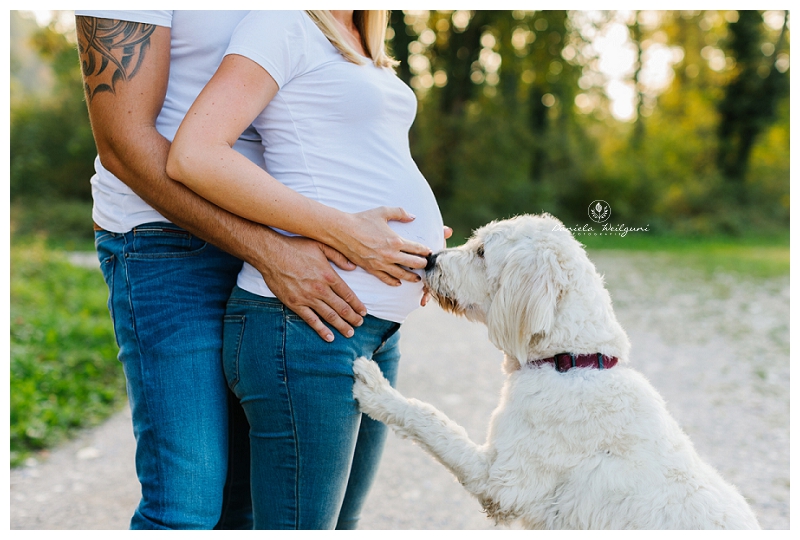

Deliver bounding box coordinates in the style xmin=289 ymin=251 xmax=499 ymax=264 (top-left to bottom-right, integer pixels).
xmin=258 ymin=235 xmax=367 ymax=342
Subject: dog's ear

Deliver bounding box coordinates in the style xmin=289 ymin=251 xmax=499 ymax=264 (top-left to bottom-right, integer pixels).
xmin=487 ymin=246 xmax=566 ymax=362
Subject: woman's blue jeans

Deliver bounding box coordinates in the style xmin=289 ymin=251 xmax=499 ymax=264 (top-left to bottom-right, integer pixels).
xmin=95 ymin=223 xmax=252 ymax=529
xmin=223 ymin=287 xmax=401 ymax=529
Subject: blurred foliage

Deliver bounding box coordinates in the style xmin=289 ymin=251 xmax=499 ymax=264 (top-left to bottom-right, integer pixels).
xmin=11 ymin=199 xmax=98 ymax=251
xmin=717 ymin=10 xmax=789 ymax=196
xmin=10 ymin=238 xmax=125 ymax=467
xmin=390 ymin=10 xmax=790 ymax=240
xmin=10 ymin=11 xmax=97 ymax=202
xmin=8 ymin=9 xmax=790 ymax=238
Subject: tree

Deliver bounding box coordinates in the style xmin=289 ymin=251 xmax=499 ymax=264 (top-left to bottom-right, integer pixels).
xmin=392 ymin=10 xmax=604 ymax=236
xmin=717 ymin=10 xmax=789 ymax=202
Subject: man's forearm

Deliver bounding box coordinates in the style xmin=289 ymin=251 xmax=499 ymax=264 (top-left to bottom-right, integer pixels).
xmin=99 ymin=128 xmax=278 ymax=271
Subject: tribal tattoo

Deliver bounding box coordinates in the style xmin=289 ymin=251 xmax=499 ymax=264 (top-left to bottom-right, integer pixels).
xmin=76 ymin=17 xmax=156 ymax=102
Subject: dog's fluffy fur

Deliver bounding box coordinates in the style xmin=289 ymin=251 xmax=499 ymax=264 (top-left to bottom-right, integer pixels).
xmin=353 ymin=213 xmax=760 ymax=529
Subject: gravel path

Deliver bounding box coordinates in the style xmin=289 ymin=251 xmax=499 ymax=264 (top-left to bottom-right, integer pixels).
xmin=10 ymin=251 xmax=789 ymax=529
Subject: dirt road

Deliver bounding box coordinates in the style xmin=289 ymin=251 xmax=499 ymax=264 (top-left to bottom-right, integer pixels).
xmin=10 ymin=251 xmax=789 ymax=529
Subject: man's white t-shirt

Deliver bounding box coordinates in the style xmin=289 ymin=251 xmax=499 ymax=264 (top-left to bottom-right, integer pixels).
xmin=75 ymin=10 xmax=265 ymax=233
xmin=227 ymin=11 xmax=445 ymax=323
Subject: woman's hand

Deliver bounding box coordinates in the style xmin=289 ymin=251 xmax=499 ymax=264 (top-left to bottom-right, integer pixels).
xmin=329 ymin=206 xmax=432 ymax=287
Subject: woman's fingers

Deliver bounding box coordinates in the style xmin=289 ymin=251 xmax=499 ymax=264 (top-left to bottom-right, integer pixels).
xmin=386 ymin=266 xmax=421 ymax=284
xmin=395 ymin=248 xmax=429 ymax=269
xmin=345 ymin=206 xmax=432 ymax=283
xmin=378 ymin=206 xmax=416 ymax=223
xmin=373 ymin=272 xmax=402 ymax=287
xmin=401 ymin=240 xmax=433 ymax=260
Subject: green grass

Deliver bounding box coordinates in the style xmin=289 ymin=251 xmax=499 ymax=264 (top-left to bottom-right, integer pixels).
xmin=581 ymin=232 xmax=790 ymax=278
xmin=10 ymin=238 xmax=125 ymax=467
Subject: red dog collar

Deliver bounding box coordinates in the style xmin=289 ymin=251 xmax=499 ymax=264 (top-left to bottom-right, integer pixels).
xmin=529 ymin=353 xmax=618 ymax=372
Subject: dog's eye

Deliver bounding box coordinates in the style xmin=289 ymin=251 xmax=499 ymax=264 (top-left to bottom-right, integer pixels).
xmin=476 ymin=245 xmax=485 ymax=258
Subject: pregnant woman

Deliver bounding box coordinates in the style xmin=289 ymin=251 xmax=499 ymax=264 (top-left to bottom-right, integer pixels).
xmin=167 ymin=10 xmax=444 ymax=529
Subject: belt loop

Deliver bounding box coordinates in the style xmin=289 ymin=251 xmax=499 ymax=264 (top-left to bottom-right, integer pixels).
xmin=597 ymin=353 xmax=604 ymax=369
xmin=570 ymin=353 xmax=576 ymax=368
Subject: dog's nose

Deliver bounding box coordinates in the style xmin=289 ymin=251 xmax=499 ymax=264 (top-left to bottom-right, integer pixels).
xmin=424 ymin=252 xmax=439 ymax=273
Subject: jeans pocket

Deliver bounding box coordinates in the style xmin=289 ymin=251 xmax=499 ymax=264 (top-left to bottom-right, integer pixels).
xmin=127 ymin=223 xmax=207 ymax=259
xmin=223 ymin=315 xmax=247 ymax=391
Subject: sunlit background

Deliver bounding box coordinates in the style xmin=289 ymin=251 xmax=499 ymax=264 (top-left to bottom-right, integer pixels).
xmin=8 ymin=14 xmax=791 ymax=526
xmin=11 ymin=9 xmax=790 ymax=241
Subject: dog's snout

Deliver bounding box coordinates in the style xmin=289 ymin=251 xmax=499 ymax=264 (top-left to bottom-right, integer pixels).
xmin=425 ymin=252 xmax=439 ymax=273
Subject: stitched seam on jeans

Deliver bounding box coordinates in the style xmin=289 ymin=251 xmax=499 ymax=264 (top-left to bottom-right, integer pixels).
xmin=225 ymin=315 xmax=246 ymax=391
xmin=122 ymin=230 xmax=166 ymax=523
xmin=279 ymin=306 xmax=301 ymax=528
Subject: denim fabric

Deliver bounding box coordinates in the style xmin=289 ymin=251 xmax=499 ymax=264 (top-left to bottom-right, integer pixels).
xmin=95 ymin=223 xmax=252 ymax=529
xmin=224 ymin=287 xmax=401 ymax=529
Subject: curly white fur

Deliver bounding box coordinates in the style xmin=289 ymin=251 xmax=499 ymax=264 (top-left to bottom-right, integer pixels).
xmin=353 ymin=213 xmax=760 ymax=529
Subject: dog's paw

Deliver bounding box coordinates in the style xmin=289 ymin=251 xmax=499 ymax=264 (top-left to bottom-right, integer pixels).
xmin=353 ymin=358 xmax=417 ymax=435
xmin=353 ymin=357 xmax=394 ymax=412
xmin=353 ymin=357 xmax=388 ymax=389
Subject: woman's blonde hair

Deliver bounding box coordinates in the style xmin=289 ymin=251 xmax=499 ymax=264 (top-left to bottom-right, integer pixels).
xmin=305 ymin=10 xmax=398 ymax=69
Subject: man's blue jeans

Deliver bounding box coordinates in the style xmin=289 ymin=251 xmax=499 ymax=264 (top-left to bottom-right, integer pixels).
xmin=95 ymin=223 xmax=252 ymax=529
xmin=223 ymin=287 xmax=401 ymax=529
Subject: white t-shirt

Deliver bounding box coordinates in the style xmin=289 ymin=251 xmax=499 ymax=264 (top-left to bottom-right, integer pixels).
xmin=75 ymin=10 xmax=265 ymax=233
xmin=227 ymin=11 xmax=445 ymax=323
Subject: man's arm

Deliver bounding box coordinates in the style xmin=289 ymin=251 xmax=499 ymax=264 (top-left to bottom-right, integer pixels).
xmin=76 ymin=16 xmax=366 ymax=342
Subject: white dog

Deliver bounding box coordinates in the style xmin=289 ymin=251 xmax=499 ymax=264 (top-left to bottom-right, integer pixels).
xmin=353 ymin=213 xmax=760 ymax=529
